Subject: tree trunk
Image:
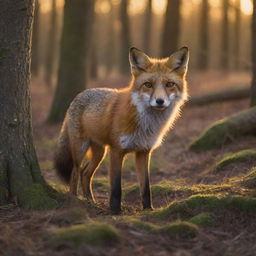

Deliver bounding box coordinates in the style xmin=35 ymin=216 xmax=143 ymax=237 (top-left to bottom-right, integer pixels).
xmin=161 ymin=0 xmax=181 ymax=57
xmin=31 ymin=0 xmax=40 ymax=76
xmin=190 ymin=107 xmax=256 ymax=151
xmin=105 ymin=0 xmax=115 ymax=75
xmin=89 ymin=10 xmax=99 ymax=80
xmin=44 ymin=0 xmax=57 ymax=88
xmin=119 ymin=0 xmax=131 ymax=75
xmin=48 ymin=0 xmax=94 ymax=123
xmin=251 ymin=0 xmax=256 ymax=106
xmin=143 ymin=0 xmax=152 ymax=53
xmin=0 ymin=0 xmax=57 ymax=209
xmin=220 ymin=0 xmax=229 ymax=70
xmin=188 ymin=87 xmax=250 ymax=106
xmin=197 ymin=0 xmax=209 ymax=70
xmin=89 ymin=43 xmax=98 ymax=80
xmin=233 ymin=0 xmax=241 ymax=70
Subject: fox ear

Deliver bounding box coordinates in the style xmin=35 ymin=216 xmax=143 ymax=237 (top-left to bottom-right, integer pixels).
xmin=129 ymin=47 xmax=151 ymax=75
xmin=166 ymin=47 xmax=189 ymax=76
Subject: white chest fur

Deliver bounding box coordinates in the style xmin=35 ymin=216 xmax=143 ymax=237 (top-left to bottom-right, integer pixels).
xmin=119 ymin=106 xmax=177 ymax=151
xmin=119 ymin=92 xmax=183 ymax=151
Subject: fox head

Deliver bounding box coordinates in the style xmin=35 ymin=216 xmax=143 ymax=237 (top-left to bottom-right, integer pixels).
xmin=129 ymin=47 xmax=189 ymax=112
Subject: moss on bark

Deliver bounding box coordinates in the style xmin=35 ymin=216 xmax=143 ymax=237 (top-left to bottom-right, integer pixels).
xmin=158 ymin=222 xmax=198 ymax=239
xmin=190 ymin=107 xmax=256 ymax=151
xmin=18 ymin=184 xmax=58 ymax=210
xmin=150 ymin=194 xmax=256 ymax=221
xmin=188 ymin=213 xmax=214 ymax=227
xmin=53 ymin=222 xmax=119 ymax=246
xmin=212 ymin=150 xmax=256 ymax=173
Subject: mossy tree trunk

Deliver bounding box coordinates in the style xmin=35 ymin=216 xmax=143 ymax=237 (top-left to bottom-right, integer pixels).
xmin=119 ymin=0 xmax=131 ymax=75
xmin=44 ymin=0 xmax=57 ymax=88
xmin=197 ymin=0 xmax=209 ymax=70
xmin=251 ymin=0 xmax=256 ymax=106
xmin=48 ymin=0 xmax=94 ymax=123
xmin=143 ymin=0 xmax=152 ymax=54
xmin=0 ymin=0 xmax=57 ymax=209
xmin=190 ymin=107 xmax=256 ymax=151
xmin=31 ymin=0 xmax=40 ymax=76
xmin=161 ymin=0 xmax=181 ymax=57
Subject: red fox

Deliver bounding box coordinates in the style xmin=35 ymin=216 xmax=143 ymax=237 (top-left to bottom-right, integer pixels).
xmin=54 ymin=47 xmax=189 ymax=213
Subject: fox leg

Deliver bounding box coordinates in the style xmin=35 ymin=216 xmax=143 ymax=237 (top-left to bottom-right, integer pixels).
xmin=135 ymin=151 xmax=153 ymax=209
xmin=81 ymin=142 xmax=106 ymax=202
xmin=69 ymin=138 xmax=90 ymax=196
xmin=109 ymin=149 xmax=124 ymax=214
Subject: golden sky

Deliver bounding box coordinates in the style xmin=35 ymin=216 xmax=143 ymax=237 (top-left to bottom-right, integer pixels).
xmin=39 ymin=0 xmax=253 ymax=16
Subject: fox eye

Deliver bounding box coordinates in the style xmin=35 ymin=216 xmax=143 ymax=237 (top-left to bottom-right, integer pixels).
xmin=143 ymin=82 xmax=153 ymax=88
xmin=166 ymin=81 xmax=176 ymax=88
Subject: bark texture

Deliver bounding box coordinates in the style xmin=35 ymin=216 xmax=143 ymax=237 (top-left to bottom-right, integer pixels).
xmin=44 ymin=0 xmax=57 ymax=88
xmin=48 ymin=0 xmax=94 ymax=123
xmin=0 ymin=0 xmax=57 ymax=209
xmin=251 ymin=0 xmax=256 ymax=106
xmin=197 ymin=0 xmax=209 ymax=70
xmin=31 ymin=0 xmax=40 ymax=76
xmin=162 ymin=0 xmax=181 ymax=57
xmin=190 ymin=107 xmax=256 ymax=151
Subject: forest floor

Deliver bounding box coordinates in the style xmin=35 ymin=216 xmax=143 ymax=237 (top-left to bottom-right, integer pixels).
xmin=1 ymin=71 xmax=256 ymax=256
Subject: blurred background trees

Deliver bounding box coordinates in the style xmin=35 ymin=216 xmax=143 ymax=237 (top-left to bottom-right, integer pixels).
xmin=161 ymin=0 xmax=181 ymax=57
xmin=30 ymin=0 xmax=255 ymax=122
xmin=48 ymin=0 xmax=94 ymax=122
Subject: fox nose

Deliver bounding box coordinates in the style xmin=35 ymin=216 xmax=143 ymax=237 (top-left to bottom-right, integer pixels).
xmin=156 ymin=98 xmax=164 ymax=105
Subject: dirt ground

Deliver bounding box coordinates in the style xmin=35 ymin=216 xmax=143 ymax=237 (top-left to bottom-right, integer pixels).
xmin=1 ymin=71 xmax=256 ymax=256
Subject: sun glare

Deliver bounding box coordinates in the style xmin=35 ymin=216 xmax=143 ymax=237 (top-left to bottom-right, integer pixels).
xmin=241 ymin=0 xmax=253 ymax=15
xmin=128 ymin=0 xmax=146 ymax=15
xmin=39 ymin=0 xmax=253 ymax=17
xmin=152 ymin=0 xmax=167 ymax=15
xmin=96 ymin=0 xmax=111 ymax=14
xmin=39 ymin=0 xmax=63 ymax=14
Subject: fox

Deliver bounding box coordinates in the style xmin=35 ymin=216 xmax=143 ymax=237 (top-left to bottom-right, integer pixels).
xmin=54 ymin=46 xmax=189 ymax=214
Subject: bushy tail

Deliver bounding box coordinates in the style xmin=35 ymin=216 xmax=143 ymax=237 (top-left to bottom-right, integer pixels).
xmin=54 ymin=121 xmax=73 ymax=184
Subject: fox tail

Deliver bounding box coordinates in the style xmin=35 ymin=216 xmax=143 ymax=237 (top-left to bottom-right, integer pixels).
xmin=54 ymin=120 xmax=73 ymax=183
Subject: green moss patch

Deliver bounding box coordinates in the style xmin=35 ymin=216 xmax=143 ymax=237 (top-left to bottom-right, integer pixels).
xmin=19 ymin=184 xmax=58 ymax=210
xmin=150 ymin=194 xmax=256 ymax=221
xmin=93 ymin=178 xmax=109 ymax=191
xmin=131 ymin=219 xmax=158 ymax=231
xmin=123 ymin=181 xmax=193 ymax=200
xmin=188 ymin=213 xmax=214 ymax=227
xmin=213 ymin=150 xmax=256 ymax=173
xmin=231 ymin=168 xmax=256 ymax=188
xmin=189 ymin=107 xmax=256 ymax=151
xmin=189 ymin=119 xmax=231 ymax=151
xmin=158 ymin=221 xmax=198 ymax=239
xmin=54 ymin=222 xmax=119 ymax=246
xmin=124 ymin=181 xmax=234 ymax=204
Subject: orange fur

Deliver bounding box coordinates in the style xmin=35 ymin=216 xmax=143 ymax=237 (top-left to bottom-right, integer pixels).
xmin=54 ymin=47 xmax=189 ymax=213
